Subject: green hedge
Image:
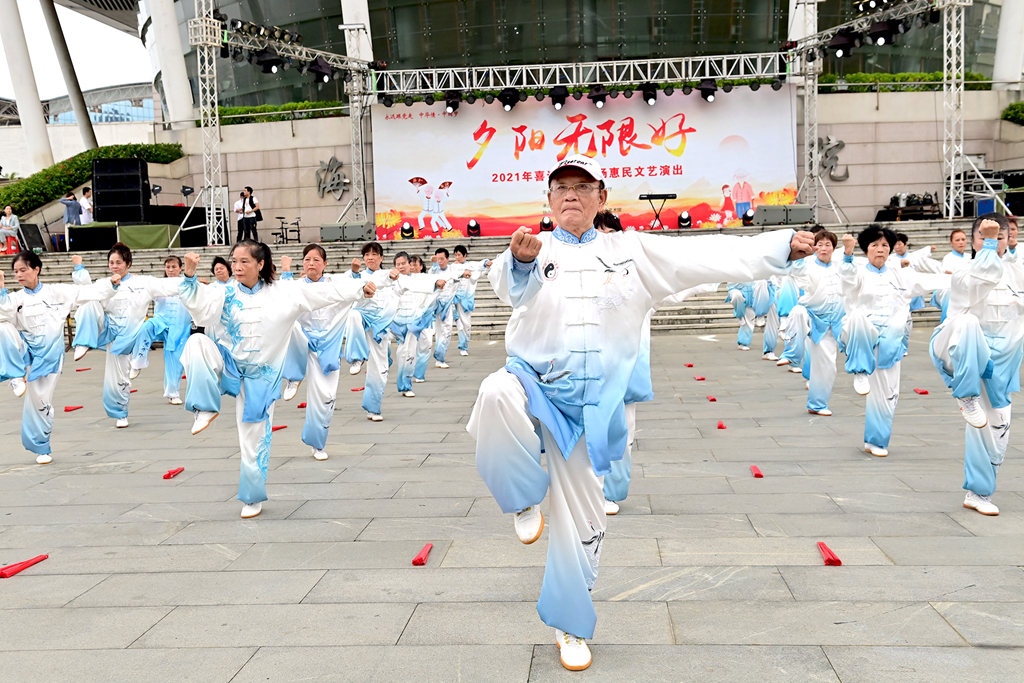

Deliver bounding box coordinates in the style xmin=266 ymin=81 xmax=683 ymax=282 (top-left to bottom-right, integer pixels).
xmin=218 ymin=100 xmax=346 ymax=125
xmin=1002 ymin=102 xmax=1024 ymax=126
xmin=818 ymin=71 xmax=990 ymax=92
xmin=0 ymin=143 xmax=183 ymax=217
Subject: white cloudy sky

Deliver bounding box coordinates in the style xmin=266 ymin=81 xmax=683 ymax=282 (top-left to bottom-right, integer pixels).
xmin=0 ymin=0 xmax=152 ymax=100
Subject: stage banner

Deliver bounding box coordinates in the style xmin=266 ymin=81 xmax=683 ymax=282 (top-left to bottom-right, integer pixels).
xmin=370 ymin=85 xmax=797 ymax=240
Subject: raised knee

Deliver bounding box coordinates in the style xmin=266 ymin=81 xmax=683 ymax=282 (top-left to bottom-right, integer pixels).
xmin=477 ymin=369 xmax=526 ymax=408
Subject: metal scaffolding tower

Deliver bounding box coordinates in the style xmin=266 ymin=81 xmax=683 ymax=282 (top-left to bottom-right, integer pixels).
xmin=943 ymin=1 xmax=969 ymax=219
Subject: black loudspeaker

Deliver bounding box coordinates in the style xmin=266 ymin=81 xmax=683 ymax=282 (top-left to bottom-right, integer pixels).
xmin=16 ymin=223 xmax=46 ymax=252
xmin=93 ymin=158 xmax=150 ymax=224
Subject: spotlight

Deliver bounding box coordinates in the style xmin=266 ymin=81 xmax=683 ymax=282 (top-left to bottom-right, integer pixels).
xmin=332 ymin=70 xmax=341 ymax=80
xmin=742 ymin=208 xmax=755 ymax=226
xmin=466 ymin=94 xmax=477 ymax=104
xmin=467 ymin=219 xmax=481 ymax=236
xmin=281 ymin=30 xmax=294 ymax=44
xmin=444 ymin=91 xmax=461 ymax=113
xmin=771 ymin=79 xmax=783 ymax=91
xmin=308 ymin=56 xmax=332 ymax=83
xmin=400 ymin=222 xmax=415 ymax=239
xmin=722 ymin=83 xmax=733 ymax=93
xmin=255 ymin=47 xmax=283 ymax=74
xmin=749 ymin=81 xmax=761 ymax=91
xmin=151 ymin=185 xmax=162 ymax=196
xmin=572 ymin=91 xmax=583 ymax=100
xmin=404 ymin=95 xmax=414 ymax=107
xmin=540 ymin=216 xmax=554 ymax=231
xmin=230 ymin=18 xmax=243 ymax=32
xmin=232 ymin=47 xmax=244 ymax=63
xmin=929 ymin=9 xmax=941 ymax=23
xmin=550 ymin=85 xmax=568 ymax=110
xmin=424 ymin=94 xmax=435 ymax=105
xmin=518 ymin=91 xmax=528 ymax=102
xmin=383 ymin=95 xmax=394 ymax=107
xmin=664 ymin=85 xmax=674 ymax=96
xmin=609 ymin=90 xmax=620 ymax=98
xmin=677 ymin=211 xmax=692 ymax=229
xmin=697 ymin=79 xmax=717 ymax=102
xmin=640 ymin=82 xmax=658 ymax=106
xmin=343 ymin=70 xmax=352 ymax=82
xmin=867 ymin=21 xmax=897 ymax=46
xmin=484 ymin=94 xmax=494 ymax=104
xmin=371 ymin=60 xmax=387 ymax=70
xmin=915 ymin=13 xmax=929 ymax=29
xmin=497 ymin=88 xmax=519 ymax=111
xmin=623 ymin=89 xmax=633 ymax=98
xmin=181 ymin=185 xmax=194 ymax=198
xmin=587 ymin=84 xmax=609 ymax=108
xmin=829 ymin=31 xmax=857 ymax=59
xmin=682 ymin=85 xmax=693 ymax=95
xmin=534 ymin=92 xmax=545 ymax=101
xmin=806 ymin=49 xmax=816 ymax=63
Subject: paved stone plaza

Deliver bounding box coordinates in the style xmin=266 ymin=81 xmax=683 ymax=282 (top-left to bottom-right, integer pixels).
xmin=0 ymin=329 xmax=1022 ymax=682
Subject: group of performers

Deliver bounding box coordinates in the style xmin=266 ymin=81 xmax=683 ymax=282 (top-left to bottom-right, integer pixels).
xmin=0 ymin=153 xmax=1020 ymax=672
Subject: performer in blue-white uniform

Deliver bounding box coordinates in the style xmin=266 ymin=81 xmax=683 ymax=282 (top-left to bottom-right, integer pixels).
xmin=929 ymin=215 xmax=1024 ymax=516
xmin=388 ymin=251 xmax=449 ymax=398
xmin=176 ymin=240 xmax=373 ymax=518
xmin=429 ymin=247 xmax=470 ymax=368
xmin=128 ymin=255 xmax=194 ymax=405
xmin=279 ymin=245 xmax=366 ymax=460
xmin=409 ymin=255 xmax=437 ymax=383
xmin=0 ymin=252 xmax=120 ymax=464
xmin=450 ymin=244 xmax=493 ymax=357
xmin=781 ymin=230 xmax=845 ymax=416
xmin=467 ymin=155 xmax=815 ymax=671
xmin=839 ymin=225 xmax=950 ymax=457
xmin=726 ymin=278 xmax=780 ymax=359
xmin=72 ymin=243 xmax=184 ymax=428
xmin=931 ymin=228 xmax=973 ymax=323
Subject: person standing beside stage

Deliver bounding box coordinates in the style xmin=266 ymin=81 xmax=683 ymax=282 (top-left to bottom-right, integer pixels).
xmin=80 ymin=187 xmax=94 ymax=225
xmin=467 ymin=154 xmax=813 ymax=671
xmin=233 ymin=192 xmax=247 ymax=243
xmin=839 ymin=225 xmax=950 ymax=457
xmin=242 ymin=187 xmax=260 ymax=242
xmin=0 ymin=252 xmax=119 ymax=464
xmin=929 ymin=215 xmax=1024 ymax=516
xmin=450 ymin=244 xmax=493 ymax=357
xmin=59 ymin=192 xmax=81 ymax=227
xmin=72 ymin=243 xmax=184 ymax=429
xmin=177 ymin=241 xmax=373 ymax=518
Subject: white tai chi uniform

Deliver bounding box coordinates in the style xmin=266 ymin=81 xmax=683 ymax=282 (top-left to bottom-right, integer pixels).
xmin=452 ymin=259 xmax=492 ymax=353
xmin=0 ymin=268 xmax=116 ymax=459
xmin=130 ymin=294 xmax=194 ymax=399
xmin=787 ymin=257 xmax=844 ymax=413
xmin=390 ymin=275 xmax=445 ymax=393
xmin=839 ymin=254 xmax=949 ymax=452
xmin=930 ymin=240 xmax=1024 ymax=497
xmin=177 ymin=273 xmax=366 ymax=505
xmin=72 ymin=272 xmax=183 ymax=421
xmin=468 ymin=225 xmax=795 ymax=640
xmin=429 ymin=264 xmax=464 ymax=363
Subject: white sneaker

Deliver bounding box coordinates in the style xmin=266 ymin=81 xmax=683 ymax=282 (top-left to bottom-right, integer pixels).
xmin=436 ymin=361 xmax=449 ymax=369
xmin=805 ymin=380 xmax=810 ymax=389
xmin=35 ymin=454 xmax=52 ymax=465
xmin=168 ymin=397 xmax=183 ymax=405
xmin=9 ymin=377 xmax=26 ymax=398
xmin=115 ymin=418 xmax=129 ymax=429
xmin=191 ymin=410 xmax=218 ymax=435
xmin=241 ymin=502 xmax=262 ymax=518
xmin=73 ymin=345 xmax=89 ymax=361
xmin=282 ymin=380 xmax=301 ymax=401
xmin=964 ymin=491 xmax=999 ymax=516
xmin=555 ymin=629 xmax=592 ymax=671
xmin=514 ymin=506 xmax=544 ymax=544
xmin=367 ymin=412 xmax=384 ymax=422
xmin=312 ymin=448 xmax=328 ymax=461
xmin=604 ymin=498 xmax=620 ymax=515
xmin=789 ymin=366 xmax=803 ymax=373
xmin=413 ymin=378 xmax=425 ymax=383
xmin=349 ymin=362 xmax=363 ymax=375
xmin=762 ymin=352 xmax=778 ymax=361
xmin=956 ymin=396 xmax=988 ymax=428
xmin=129 ymin=367 xmax=141 ymax=380
xmin=460 ymin=349 xmax=469 ymax=356
xmin=755 ymin=316 xmax=766 ymax=328
xmin=808 ymin=408 xmax=833 ymax=417
xmin=737 ymin=345 xmax=750 ymax=351
xmin=403 ymin=391 xmax=415 ymax=398
xmin=853 ymin=373 xmax=870 ymax=396
xmin=776 ymin=358 xmax=791 ymax=367
xmin=864 ymin=442 xmax=888 ymax=457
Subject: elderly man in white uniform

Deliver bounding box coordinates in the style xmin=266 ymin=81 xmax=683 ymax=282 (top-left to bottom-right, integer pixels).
xmin=467 ymin=155 xmax=814 ymax=671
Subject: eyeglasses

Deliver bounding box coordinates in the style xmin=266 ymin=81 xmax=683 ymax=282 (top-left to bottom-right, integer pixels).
xmin=550 ymin=182 xmax=599 ymax=197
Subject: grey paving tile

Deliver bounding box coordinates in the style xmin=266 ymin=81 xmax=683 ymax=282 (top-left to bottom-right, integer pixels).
xmin=263 ymin=481 xmax=404 ymax=500
xmin=9 ymin=543 xmax=252 ymax=574
xmin=931 ymin=601 xmax=1024 ymax=646
xmin=69 ymin=485 xmax=238 ymax=505
xmin=729 ymin=474 xmax=915 ymax=494
xmin=231 ymin=645 xmax=532 ymax=683
xmin=0 ymin=648 xmax=256 ymax=683
xmin=823 ymin=646 xmax=1024 ymax=683
xmin=602 ymin=514 xmax=757 ymax=538
xmin=113 ymin=500 xmax=306 ymax=522
xmin=591 ymin=566 xmax=794 ymax=602
xmin=746 ymin=512 xmax=972 ymax=538
xmin=303 ymin=567 xmax=544 ymax=603
xmin=618 ymin=477 xmax=733 ymax=494
xmin=356 ymin=516 xmax=517 ymax=540
xmin=332 ymin=466 xmax=484 ymax=482
xmin=641 ymin=461 xmax=808 ymax=477
xmin=0 ymin=503 xmax=140 ymax=526
xmin=69 ymin=570 xmax=326 ymax=607
xmin=669 ymin=600 xmax=966 ymax=646
xmin=781 ymin=565 xmax=1024 ymax=602
xmin=159 ymin=519 xmax=369 ymax=545
xmin=226 ymin=541 xmax=451 ymax=570
xmin=289 ymin=498 xmax=473 ymax=519
xmin=0 ymin=606 xmax=171 ymax=650
xmin=0 ymin=522 xmax=186 ymax=549
xmin=650 ymin=493 xmax=842 ymax=515
xmin=393 ymin=480 xmax=494 ymax=498
xmin=0 ymin=574 xmax=109 ymax=609
xmin=132 ymin=603 xmax=416 ymax=647
xmin=527 ymin=645 xmax=840 ymax=682
xmin=659 ymin=537 xmax=892 ymax=566
xmin=439 ymin=538 xmax=662 ymax=568
xmin=871 ymin=536 xmax=1024 ymax=565
xmin=830 ymin=491 xmax=974 ymax=513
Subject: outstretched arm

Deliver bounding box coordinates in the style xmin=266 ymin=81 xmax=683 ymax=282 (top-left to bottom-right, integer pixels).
xmin=178 ymin=252 xmax=228 ymax=326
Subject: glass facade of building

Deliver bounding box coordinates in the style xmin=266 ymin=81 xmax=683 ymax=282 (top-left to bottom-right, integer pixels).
xmin=170 ymin=0 xmax=1004 ymax=108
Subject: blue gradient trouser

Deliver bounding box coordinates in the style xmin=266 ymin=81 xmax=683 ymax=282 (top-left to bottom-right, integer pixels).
xmin=456 ymin=302 xmax=473 ymax=352
xmin=302 ymin=351 xmax=339 ymax=452
xmin=780 ymin=305 xmax=809 ymax=366
xmin=361 ymin=329 xmax=390 ymax=415
xmin=130 ymin=318 xmax=186 ymax=398
xmin=807 ymin=331 xmax=839 ymax=413
xmin=434 ymin=306 xmax=454 ymax=362
xmin=468 ymin=369 xmax=606 ymax=640
xmin=415 ymin=325 xmax=433 ymax=380
xmin=602 ymin=402 xmax=635 ymax=502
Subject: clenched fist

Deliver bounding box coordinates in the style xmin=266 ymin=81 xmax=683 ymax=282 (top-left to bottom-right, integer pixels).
xmin=389 ymin=267 xmax=400 ymax=280
xmin=72 ymin=255 xmax=83 ymax=266
xmin=362 ymin=281 xmax=376 ymax=298
xmin=183 ymin=252 xmax=202 ymax=278
xmin=351 ymin=258 xmax=362 ymax=273
xmin=510 ymin=226 xmax=542 ymax=263
xmin=841 ymin=233 xmax=857 ymax=256
xmin=281 ymin=255 xmax=292 ymax=271
xmin=788 ymin=231 xmax=815 ymax=261
xmin=110 ymin=273 xmax=122 ymax=286
xmin=979 ymin=219 xmax=1000 ymax=240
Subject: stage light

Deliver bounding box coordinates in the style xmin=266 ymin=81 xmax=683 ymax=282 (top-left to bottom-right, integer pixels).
xmin=588 ymin=84 xmax=609 ymax=108
xmin=484 ymin=94 xmax=494 ymax=104
xmin=609 ymin=90 xmax=620 ymax=98
xmin=829 ymin=31 xmax=857 ymax=59
xmin=550 ymin=85 xmax=568 ymax=110
xmin=867 ymin=21 xmax=897 ymax=46
xmin=498 ymin=88 xmax=520 ymax=111
xmin=771 ymin=79 xmax=783 ymax=91
xmin=750 ymin=81 xmax=761 ymax=91
xmin=232 ymin=47 xmax=244 ymax=63
xmin=281 ymin=30 xmax=294 ymax=44
xmin=343 ymin=70 xmax=352 ymax=82
xmin=404 ymin=95 xmax=414 ymax=106
xmin=640 ymin=82 xmax=658 ymax=106
xmin=742 ymin=208 xmax=755 ymax=226
xmin=806 ymin=48 xmax=816 ymax=63
xmin=722 ymin=83 xmax=733 ymax=93
xmin=424 ymin=94 xmax=435 ymax=105
xmin=444 ymin=91 xmax=461 ymax=113
xmin=467 ymin=219 xmax=481 ymax=236
xmin=540 ymin=216 xmax=554 ymax=231
xmin=371 ymin=60 xmax=387 ymax=70
xmin=664 ymin=85 xmax=674 ymax=96
xmin=682 ymin=85 xmax=693 ymax=95
xmin=282 ymin=58 xmax=292 ymax=72
xmin=623 ymin=89 xmax=633 ymax=98
xmin=534 ymin=92 xmax=544 ymax=101
xmin=518 ymin=91 xmax=528 ymax=102
xmin=466 ymin=94 xmax=477 ymax=104
xmin=332 ymin=70 xmax=341 ymax=80
xmin=382 ymin=95 xmax=394 ymax=107
xmin=246 ymin=51 xmax=257 ymax=64
xmin=256 ymin=47 xmax=283 ymax=74
xmin=678 ymin=211 xmax=692 ymax=229
xmin=400 ymin=222 xmax=415 ymax=239
xmin=308 ymin=56 xmax=332 ymax=83
xmin=697 ymin=79 xmax=717 ymax=102
xmin=929 ymin=9 xmax=941 ymax=23
xmin=915 ymin=13 xmax=929 ymax=29
xmin=572 ymin=91 xmax=583 ymax=100
xmin=230 ymin=18 xmax=243 ymax=32
xmin=151 ymin=185 xmax=162 ymax=197
xmin=181 ymin=185 xmax=194 ymax=198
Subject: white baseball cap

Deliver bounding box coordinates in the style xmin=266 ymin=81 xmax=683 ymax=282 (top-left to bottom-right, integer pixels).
xmin=548 ymin=154 xmax=604 ymax=183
